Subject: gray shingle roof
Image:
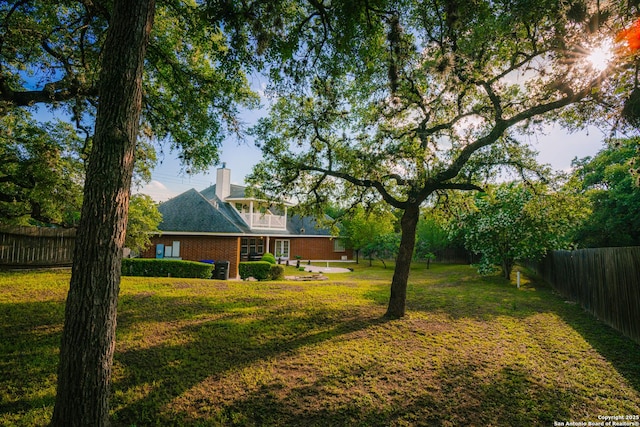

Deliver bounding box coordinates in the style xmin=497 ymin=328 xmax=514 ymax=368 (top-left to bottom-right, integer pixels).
xmin=200 ymin=184 xmax=247 ymax=200
xmin=158 ymin=188 xmax=333 ymax=236
xmin=287 ymin=214 xmax=332 ymax=236
xmin=158 ymin=189 xmax=249 ymax=233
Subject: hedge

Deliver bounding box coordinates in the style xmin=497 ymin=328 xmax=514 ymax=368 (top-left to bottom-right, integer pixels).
xmin=122 ymin=258 xmax=213 ymax=279
xmin=261 ymin=253 xmax=277 ymax=265
xmin=239 ymin=261 xmax=273 ymax=280
xmin=270 ymin=264 xmax=285 ymax=280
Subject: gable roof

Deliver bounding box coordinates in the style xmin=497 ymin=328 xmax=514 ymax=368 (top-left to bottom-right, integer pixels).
xmin=200 ymin=184 xmax=247 ymax=200
xmin=158 ymin=189 xmax=249 ymax=233
xmin=158 ymin=187 xmax=333 ymax=236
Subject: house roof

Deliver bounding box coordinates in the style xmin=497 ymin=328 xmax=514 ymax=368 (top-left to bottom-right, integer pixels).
xmin=157 ymin=187 xmax=333 ymax=236
xmin=200 ymin=184 xmax=247 ymax=200
xmin=158 ymin=189 xmax=249 ymax=233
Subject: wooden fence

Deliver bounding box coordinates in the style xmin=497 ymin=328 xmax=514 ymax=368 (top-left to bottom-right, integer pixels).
xmin=530 ymin=247 xmax=640 ymax=344
xmin=0 ymin=225 xmax=76 ymax=268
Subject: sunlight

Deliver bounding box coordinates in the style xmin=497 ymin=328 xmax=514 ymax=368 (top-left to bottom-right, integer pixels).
xmin=586 ymin=40 xmax=614 ymax=72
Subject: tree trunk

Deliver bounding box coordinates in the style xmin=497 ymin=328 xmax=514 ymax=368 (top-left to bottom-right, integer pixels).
xmin=385 ymin=204 xmax=420 ymax=318
xmin=50 ymin=1 xmax=155 ymax=426
xmin=502 ymin=259 xmax=513 ymax=280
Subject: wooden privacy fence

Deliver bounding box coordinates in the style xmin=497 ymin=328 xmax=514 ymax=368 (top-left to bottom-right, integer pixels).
xmin=0 ymin=225 xmax=76 ymax=268
xmin=531 ymin=247 xmax=640 ymax=344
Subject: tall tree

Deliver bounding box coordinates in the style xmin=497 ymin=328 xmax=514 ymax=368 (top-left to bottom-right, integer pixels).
xmin=1 ymin=1 xmax=264 ymax=424
xmin=459 ymin=182 xmax=589 ymax=280
xmin=249 ymin=0 xmax=626 ymax=317
xmin=571 ymin=137 xmax=640 ymax=247
xmin=0 ymin=110 xmax=83 ymax=227
xmin=50 ymin=1 xmax=156 ymax=424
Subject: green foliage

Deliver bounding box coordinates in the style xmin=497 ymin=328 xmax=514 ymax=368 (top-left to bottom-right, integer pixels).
xmin=260 ymin=252 xmax=277 ymax=265
xmin=414 ymin=214 xmax=451 ymax=262
xmin=460 ymin=182 xmax=590 ymax=279
xmin=239 ymin=261 xmax=272 ymax=280
xmin=125 ymin=194 xmax=163 ymax=254
xmin=121 ymin=258 xmax=213 ymax=279
xmin=0 ymin=111 xmax=84 ymax=227
xmin=570 ymin=138 xmax=640 ymax=247
xmin=0 ymin=1 xmax=258 ymax=173
xmin=269 ymin=264 xmax=285 ymax=280
xmin=340 ymin=205 xmax=396 ymax=262
xmin=362 ymin=233 xmax=401 ymax=268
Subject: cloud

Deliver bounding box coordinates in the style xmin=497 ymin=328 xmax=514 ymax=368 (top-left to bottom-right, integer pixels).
xmin=134 ymin=180 xmax=177 ymax=202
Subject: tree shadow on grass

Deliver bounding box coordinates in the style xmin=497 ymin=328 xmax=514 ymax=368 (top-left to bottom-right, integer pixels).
xmin=368 ymin=271 xmax=640 ymax=398
xmin=551 ymin=295 xmax=640 ymax=393
xmin=168 ymin=358 xmax=575 ymax=426
xmin=111 ymin=295 xmax=388 ymax=426
xmin=0 ymin=301 xmax=64 ymax=419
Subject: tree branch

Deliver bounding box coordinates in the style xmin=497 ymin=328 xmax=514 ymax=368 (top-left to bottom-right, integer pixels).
xmin=0 ymin=75 xmax=97 ymax=106
xmin=298 ymin=163 xmax=405 ymax=208
xmin=434 ymin=71 xmax=608 ymax=187
xmin=436 ymin=182 xmax=484 ymax=192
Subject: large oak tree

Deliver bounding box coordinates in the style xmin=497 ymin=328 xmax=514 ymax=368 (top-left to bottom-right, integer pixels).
xmin=249 ymin=0 xmax=634 ymax=317
xmin=1 ymin=0 xmax=262 ymax=425
xmin=50 ymin=1 xmax=156 ymax=424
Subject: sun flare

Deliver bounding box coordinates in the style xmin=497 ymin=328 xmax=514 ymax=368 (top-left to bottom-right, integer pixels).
xmin=586 ymin=40 xmax=614 ymax=72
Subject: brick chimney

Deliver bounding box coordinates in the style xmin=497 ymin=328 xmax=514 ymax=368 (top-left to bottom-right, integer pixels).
xmin=215 ymin=163 xmax=231 ymax=200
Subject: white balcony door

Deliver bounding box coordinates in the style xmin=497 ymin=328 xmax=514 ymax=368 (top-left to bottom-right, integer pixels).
xmin=274 ymin=239 xmax=290 ymax=259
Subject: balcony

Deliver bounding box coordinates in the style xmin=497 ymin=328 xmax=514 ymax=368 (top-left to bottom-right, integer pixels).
xmin=241 ymin=213 xmax=287 ymax=230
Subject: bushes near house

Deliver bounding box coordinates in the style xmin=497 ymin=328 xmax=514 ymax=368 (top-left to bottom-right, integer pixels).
xmin=122 ymin=258 xmax=213 ymax=279
xmin=261 ymin=253 xmax=277 ymax=264
xmin=239 ymin=261 xmax=284 ymax=280
xmin=239 ymin=261 xmax=272 ymax=280
xmin=270 ymin=264 xmax=285 ymax=280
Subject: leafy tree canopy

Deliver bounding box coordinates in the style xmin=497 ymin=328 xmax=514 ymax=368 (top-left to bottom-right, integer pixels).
xmin=248 ymin=0 xmax=629 ymax=317
xmin=414 ymin=213 xmax=451 ymax=263
xmin=0 ymin=0 xmax=258 ymax=173
xmin=570 ymin=137 xmax=640 ymax=247
xmin=0 ymin=109 xmax=83 ymax=227
xmin=340 ymin=204 xmax=396 ymax=263
xmin=460 ymin=182 xmax=590 ymax=279
xmin=125 ymin=194 xmax=163 ymax=254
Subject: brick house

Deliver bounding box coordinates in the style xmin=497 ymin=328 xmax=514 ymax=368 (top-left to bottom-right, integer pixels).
xmin=141 ymin=166 xmax=352 ymax=278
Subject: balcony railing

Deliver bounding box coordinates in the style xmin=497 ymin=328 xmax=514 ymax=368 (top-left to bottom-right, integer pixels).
xmin=241 ymin=213 xmax=287 ymax=230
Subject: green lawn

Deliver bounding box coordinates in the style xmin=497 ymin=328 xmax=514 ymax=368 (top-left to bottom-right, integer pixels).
xmin=1 ymin=263 xmax=639 ymax=426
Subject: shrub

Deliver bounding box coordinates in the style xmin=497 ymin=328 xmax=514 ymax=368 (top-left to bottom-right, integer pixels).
xmin=122 ymin=258 xmax=213 ymax=279
xmin=261 ymin=253 xmax=277 ymax=265
xmin=269 ymin=264 xmax=285 ymax=280
xmin=239 ymin=261 xmax=272 ymax=280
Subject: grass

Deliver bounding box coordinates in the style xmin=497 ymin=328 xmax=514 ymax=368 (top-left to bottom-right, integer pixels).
xmin=1 ymin=262 xmax=640 ymax=426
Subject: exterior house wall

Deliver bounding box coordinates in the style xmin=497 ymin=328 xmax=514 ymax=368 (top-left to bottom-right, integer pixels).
xmin=141 ymin=235 xmax=353 ymax=279
xmin=142 ymin=235 xmax=241 ymax=278
xmin=288 ymin=237 xmax=353 ymax=261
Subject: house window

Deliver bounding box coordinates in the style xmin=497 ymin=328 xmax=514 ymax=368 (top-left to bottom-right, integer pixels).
xmin=274 ymin=239 xmax=290 ymax=259
xmin=158 ymin=241 xmax=181 ymax=258
xmin=241 ymin=238 xmax=264 ymax=258
xmin=333 ymin=239 xmax=346 ymax=252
